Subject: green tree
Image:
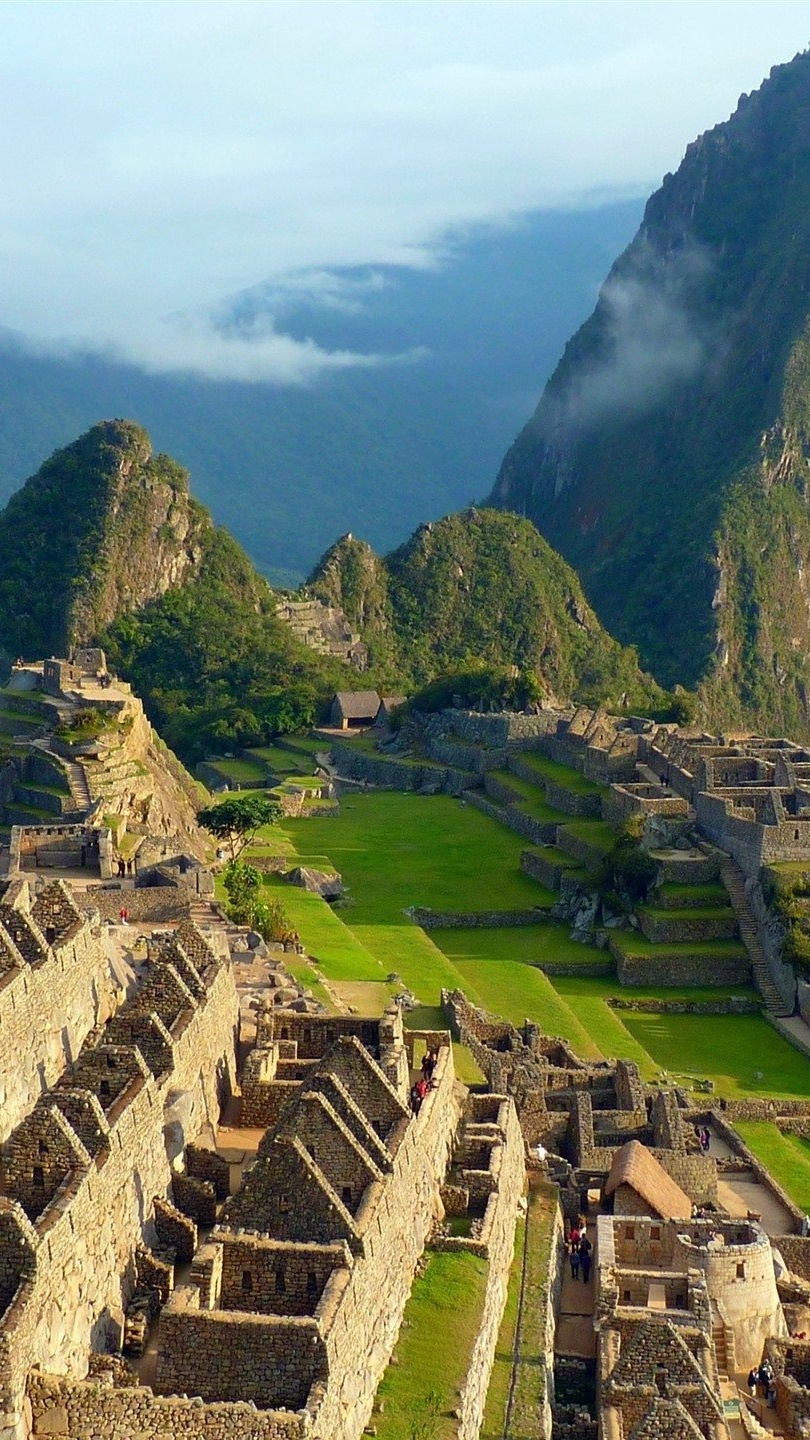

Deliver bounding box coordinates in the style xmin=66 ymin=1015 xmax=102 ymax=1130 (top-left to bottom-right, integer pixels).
xmin=199 ymin=794 xmax=282 ymax=863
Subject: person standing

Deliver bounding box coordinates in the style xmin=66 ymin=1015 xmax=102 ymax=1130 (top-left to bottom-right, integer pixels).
xmin=579 ymin=1233 xmax=593 ymax=1283
xmin=569 ymin=1236 xmax=581 ymax=1281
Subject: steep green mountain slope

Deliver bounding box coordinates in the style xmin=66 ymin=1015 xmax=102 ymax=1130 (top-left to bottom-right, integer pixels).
xmin=0 ymin=419 xmax=212 ymax=657
xmin=309 ymin=510 xmax=665 ymax=710
xmin=0 ymin=421 xmax=351 ymax=761
xmin=489 ymin=50 xmax=810 ymax=736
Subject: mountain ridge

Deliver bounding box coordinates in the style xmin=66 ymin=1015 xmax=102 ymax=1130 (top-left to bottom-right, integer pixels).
xmin=489 ymin=49 xmax=810 ymax=737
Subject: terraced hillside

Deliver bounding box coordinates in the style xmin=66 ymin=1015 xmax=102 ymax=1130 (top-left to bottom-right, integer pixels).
xmin=229 ymin=737 xmax=808 ymax=1101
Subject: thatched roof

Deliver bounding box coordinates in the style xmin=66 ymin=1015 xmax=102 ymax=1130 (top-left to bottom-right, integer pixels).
xmin=333 ymin=690 xmax=381 ymax=719
xmin=378 ymin=695 xmax=407 ymax=712
xmin=604 ymin=1141 xmax=692 ymax=1221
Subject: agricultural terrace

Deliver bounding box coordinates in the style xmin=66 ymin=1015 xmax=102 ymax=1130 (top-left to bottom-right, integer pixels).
xmin=238 ymin=767 xmax=810 ymax=1101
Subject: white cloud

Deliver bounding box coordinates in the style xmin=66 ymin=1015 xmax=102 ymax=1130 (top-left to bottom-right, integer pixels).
xmin=0 ymin=1 xmax=805 ymax=381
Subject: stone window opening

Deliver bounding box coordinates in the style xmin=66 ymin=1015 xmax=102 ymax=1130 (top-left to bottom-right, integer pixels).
xmin=737 ymin=1262 xmax=746 ymax=1279
xmin=307 ymin=1271 xmax=318 ymax=1295
xmin=275 ymin=1269 xmax=286 ymax=1293
xmin=38 ymin=1140 xmax=48 ymax=1157
xmin=341 ymin=1185 xmax=352 ymax=1206
xmin=278 ymin=1194 xmax=291 ymax=1212
xmin=625 ymin=1225 xmax=635 ymax=1240
xmin=650 ymin=1225 xmax=660 ymax=1240
xmin=623 ymin=1289 xmax=631 ymax=1303
xmin=100 ymin=1079 xmax=110 ymax=1098
xmin=32 ymin=1166 xmax=44 ymax=1189
xmin=106 ymin=1053 xmax=116 ymax=1068
xmin=796 ymin=829 xmax=801 ymax=841
xmin=241 ymin=1270 xmax=252 ymax=1292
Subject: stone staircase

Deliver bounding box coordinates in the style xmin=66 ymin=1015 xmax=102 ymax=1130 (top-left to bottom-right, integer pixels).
xmin=719 ymin=857 xmax=792 ymax=1016
xmin=712 ymin=1318 xmax=729 ymax=1380
xmin=60 ymin=757 xmax=93 ymax=815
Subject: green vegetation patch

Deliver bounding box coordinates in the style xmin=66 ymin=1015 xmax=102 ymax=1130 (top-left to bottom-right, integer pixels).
xmin=374 ymin=1249 xmax=489 ymax=1440
xmin=207 ymin=756 xmax=270 ymax=785
xmin=488 ymin=770 xmax=568 ymax=822
xmin=735 ymin=1122 xmax=810 ymax=1211
xmin=620 ymin=1013 xmax=810 ymax=1098
xmin=514 ymin=752 xmax=603 ymax=796
xmin=657 ymin=882 xmax=730 ymax=907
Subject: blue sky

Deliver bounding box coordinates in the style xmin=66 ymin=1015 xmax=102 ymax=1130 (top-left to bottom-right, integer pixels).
xmin=0 ymin=1 xmax=807 ymax=381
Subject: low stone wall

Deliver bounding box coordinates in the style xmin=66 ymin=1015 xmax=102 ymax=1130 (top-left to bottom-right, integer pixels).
xmin=637 ymin=909 xmax=739 ymax=944
xmin=28 ymin=1373 xmax=303 ymax=1440
xmin=83 ymin=885 xmax=192 ymax=922
xmin=520 ymin=849 xmax=577 ymax=891
xmin=556 ymin=829 xmax=609 ymax=871
xmin=427 ymin=737 xmax=484 ymax=773
xmin=445 ymin=711 xmax=559 ymax=746
xmin=463 ymin=790 xmax=558 ymax=844
xmin=609 ymin=995 xmax=760 ymax=1015
xmin=653 ymin=852 xmax=720 ymax=884
xmin=543 ymin=781 xmax=601 ymax=818
xmin=331 ymin=740 xmax=471 ymax=796
xmin=603 ymin=784 xmax=689 ymax=825
xmin=408 ymin=906 xmax=552 ymax=930
xmin=610 ymin=938 xmax=751 ymax=988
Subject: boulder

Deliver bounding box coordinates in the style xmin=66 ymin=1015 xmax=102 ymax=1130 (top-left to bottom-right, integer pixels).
xmin=285 ymin=866 xmax=344 ymax=899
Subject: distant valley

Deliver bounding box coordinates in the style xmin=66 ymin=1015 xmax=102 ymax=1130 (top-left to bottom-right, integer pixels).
xmin=0 ymin=202 xmax=641 ymax=585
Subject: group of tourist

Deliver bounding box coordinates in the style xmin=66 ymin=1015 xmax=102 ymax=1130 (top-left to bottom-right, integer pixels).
xmin=567 ymin=1220 xmax=593 ymax=1282
xmin=748 ymin=1360 xmax=775 ymax=1405
xmin=410 ymin=1048 xmax=439 ymax=1114
xmin=693 ymin=1124 xmax=711 ymax=1153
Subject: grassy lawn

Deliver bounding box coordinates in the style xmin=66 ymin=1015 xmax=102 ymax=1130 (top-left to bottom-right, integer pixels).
xmin=208 ymin=756 xmax=269 ymax=785
xmin=284 ymin=958 xmax=336 ymax=1011
xmin=612 ymin=932 xmax=747 ymax=959
xmin=243 ymin=785 xmax=809 ymax=1102
xmin=619 ymin=1013 xmax=810 ymax=1097
xmin=374 ymin=1249 xmax=489 ymax=1440
xmin=735 ymin=1122 xmax=810 ymax=1212
xmin=444 ymin=957 xmax=601 ymax=1060
xmin=558 ymin=818 xmax=617 ymax=852
xmin=514 ymin=752 xmax=603 ymax=796
xmin=657 ymin=882 xmax=730 ymax=906
xmin=246 ymin=745 xmax=313 ymax=775
xmin=488 ymin=770 xmax=569 ymax=823
xmin=433 ymin=925 xmax=607 ymax=971
xmin=280 ymin=791 xmax=554 ymax=913
xmin=262 ymin=878 xmax=385 ymax=981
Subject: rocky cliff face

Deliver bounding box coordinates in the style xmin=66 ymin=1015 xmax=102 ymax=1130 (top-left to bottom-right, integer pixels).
xmin=0 ymin=420 xmax=211 ymax=656
xmin=489 ymin=49 xmax=810 ymax=735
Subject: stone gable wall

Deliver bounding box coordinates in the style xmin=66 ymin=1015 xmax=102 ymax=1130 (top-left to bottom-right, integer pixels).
xmin=28 ymin=1373 xmax=304 ymax=1440
xmin=0 ymin=951 xmax=237 ymax=1440
xmin=0 ymin=910 xmax=117 ymax=1144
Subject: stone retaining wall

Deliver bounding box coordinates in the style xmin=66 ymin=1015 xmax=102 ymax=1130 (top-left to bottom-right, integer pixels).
xmin=608 ymin=995 xmax=760 ymax=1015
xmin=463 ymin=790 xmax=558 ymax=844
xmin=408 ymin=906 xmax=552 ymax=930
xmin=543 ymin=782 xmax=602 ymax=818
xmin=456 ymin=1099 xmax=526 ymax=1440
xmin=520 ymin=849 xmax=577 ymax=891
xmin=331 ymin=741 xmax=471 ymax=796
xmin=637 ymin=910 xmax=739 ymax=944
xmin=83 ymin=886 xmax=192 ymax=922
xmin=28 ymin=1374 xmax=302 ymax=1440
xmin=610 ymin=938 xmax=751 ymax=988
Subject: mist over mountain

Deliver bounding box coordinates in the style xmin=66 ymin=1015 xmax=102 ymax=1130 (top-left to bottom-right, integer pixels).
xmin=490 ymin=50 xmax=810 ymax=738
xmin=0 ymin=202 xmax=640 ymax=585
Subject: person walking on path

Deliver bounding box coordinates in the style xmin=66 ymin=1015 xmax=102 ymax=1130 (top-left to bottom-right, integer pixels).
xmin=569 ymin=1237 xmax=581 ymax=1281
xmin=579 ymin=1233 xmax=593 ymax=1283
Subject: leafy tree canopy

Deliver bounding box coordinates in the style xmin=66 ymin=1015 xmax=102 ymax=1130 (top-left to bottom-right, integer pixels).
xmin=199 ymin=794 xmax=281 ymax=862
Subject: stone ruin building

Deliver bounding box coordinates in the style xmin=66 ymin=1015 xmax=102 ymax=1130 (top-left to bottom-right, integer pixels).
xmin=442 ymin=984 xmax=810 ymax=1440
xmin=0 ymin=859 xmax=525 ymax=1440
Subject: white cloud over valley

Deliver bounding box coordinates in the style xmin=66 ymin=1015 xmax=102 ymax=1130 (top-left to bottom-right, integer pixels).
xmin=0 ymin=0 xmax=807 ymax=382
